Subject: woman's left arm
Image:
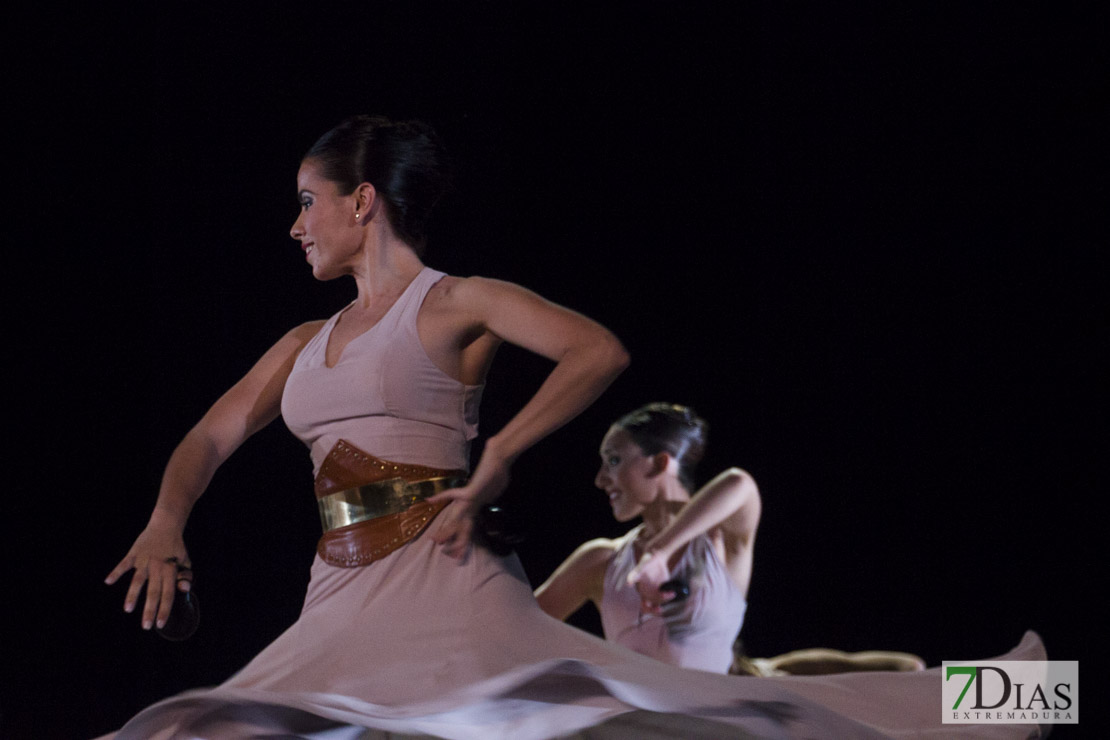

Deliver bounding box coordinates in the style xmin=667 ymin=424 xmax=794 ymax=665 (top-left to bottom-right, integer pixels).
xmin=628 ymin=468 xmax=761 ymax=604
xmin=429 ymin=277 xmax=630 ymax=557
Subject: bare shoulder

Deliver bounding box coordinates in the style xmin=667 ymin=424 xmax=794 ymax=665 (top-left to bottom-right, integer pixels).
xmin=287 ymin=320 xmax=327 ymax=342
xmin=240 ymin=321 xmax=326 ymax=371
xmin=564 ymin=537 xmax=621 ymax=585
xmin=713 ymin=467 xmax=761 ymax=546
xmin=426 ymin=274 xmax=521 ymax=306
xmin=571 ymin=537 xmax=620 ymax=565
xmin=421 ymin=274 xmax=480 ymax=316
xmin=535 ymin=537 xmax=619 ymax=618
xmin=546 ymin=537 xmax=619 ymax=585
xmin=238 ymin=321 xmax=325 ymax=365
xmin=421 ymin=274 xmax=546 ymax=333
xmin=426 ymin=273 xmax=466 ymax=297
xmin=263 ymin=320 xmax=326 ymax=357
xmin=200 ymin=319 xmax=330 ymax=445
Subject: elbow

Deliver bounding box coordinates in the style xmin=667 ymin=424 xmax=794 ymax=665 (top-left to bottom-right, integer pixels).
xmin=724 ymin=466 xmax=752 ymax=482
xmin=611 ymin=343 xmax=631 ymax=378
xmin=533 ymin=589 xmax=551 ymax=617
xmin=564 ymin=326 xmax=629 ymax=385
xmin=600 ymin=332 xmax=631 ymax=378
xmin=724 ymin=467 xmax=759 ymax=497
xmin=533 ymin=587 xmax=563 ymax=621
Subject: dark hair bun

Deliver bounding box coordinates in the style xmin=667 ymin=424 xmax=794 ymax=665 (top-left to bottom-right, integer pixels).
xmin=305 ymin=115 xmax=452 ymax=255
xmin=615 ymin=403 xmax=709 ymax=491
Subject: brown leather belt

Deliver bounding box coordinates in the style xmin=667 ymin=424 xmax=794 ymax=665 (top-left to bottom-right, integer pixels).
xmin=314 ymin=439 xmax=466 ymax=568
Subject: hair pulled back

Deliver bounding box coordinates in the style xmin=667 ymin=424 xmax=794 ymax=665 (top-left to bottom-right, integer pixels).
xmin=305 ymin=115 xmax=451 ymax=255
xmin=615 ymin=403 xmax=709 ymax=492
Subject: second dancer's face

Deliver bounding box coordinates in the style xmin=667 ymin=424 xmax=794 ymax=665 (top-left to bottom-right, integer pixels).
xmin=289 ymin=160 xmax=362 ymax=281
xmin=595 ymin=426 xmax=657 ymax=522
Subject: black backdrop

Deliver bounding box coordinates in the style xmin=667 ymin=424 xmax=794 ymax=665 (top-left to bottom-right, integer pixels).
xmin=5 ymin=3 xmax=1098 ymax=738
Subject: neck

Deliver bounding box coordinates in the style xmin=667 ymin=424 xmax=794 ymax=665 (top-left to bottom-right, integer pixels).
xmin=350 ymin=227 xmax=425 ymax=307
xmin=638 ymin=477 xmax=690 ymax=540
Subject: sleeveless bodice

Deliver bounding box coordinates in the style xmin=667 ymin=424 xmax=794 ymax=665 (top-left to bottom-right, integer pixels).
xmin=600 ymin=524 xmax=747 ymax=674
xmin=281 ymin=267 xmax=483 ymax=473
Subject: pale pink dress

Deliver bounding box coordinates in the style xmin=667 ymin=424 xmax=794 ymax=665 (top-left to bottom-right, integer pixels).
xmin=99 ymin=268 xmax=1049 ymax=739
xmin=602 ymin=524 xmax=746 ymax=674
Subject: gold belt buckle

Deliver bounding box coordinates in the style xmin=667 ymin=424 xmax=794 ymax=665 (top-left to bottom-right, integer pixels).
xmin=317 ymin=476 xmax=464 ymax=531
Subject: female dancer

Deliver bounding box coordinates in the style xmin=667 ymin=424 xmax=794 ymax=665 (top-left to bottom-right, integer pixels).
xmin=535 ymin=403 xmax=926 ymax=677
xmin=536 ymin=402 xmax=756 ymax=674
xmin=106 ymin=115 xmax=630 ymax=628
xmin=100 ymin=118 xmax=1045 ymax=740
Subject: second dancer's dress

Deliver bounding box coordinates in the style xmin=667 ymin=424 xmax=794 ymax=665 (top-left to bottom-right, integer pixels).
xmin=601 ymin=523 xmax=746 ymax=674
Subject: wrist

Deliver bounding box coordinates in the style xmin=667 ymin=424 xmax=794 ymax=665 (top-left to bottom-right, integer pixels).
xmin=481 ymin=434 xmax=519 ymax=467
xmin=148 ymin=505 xmax=189 ymax=533
xmin=643 ymin=535 xmax=675 ymax=562
xmin=456 ymin=495 xmax=485 ymax=516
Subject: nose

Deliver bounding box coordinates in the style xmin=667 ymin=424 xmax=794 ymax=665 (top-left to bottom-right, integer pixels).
xmin=290 ymin=211 xmax=305 ymax=241
xmin=595 ymin=465 xmax=610 ymax=490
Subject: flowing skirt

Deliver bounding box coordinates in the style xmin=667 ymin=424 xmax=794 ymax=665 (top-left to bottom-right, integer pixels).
xmin=98 ymin=533 xmax=1047 ymax=739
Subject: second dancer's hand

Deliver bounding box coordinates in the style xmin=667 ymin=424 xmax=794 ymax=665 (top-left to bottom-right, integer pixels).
xmin=627 ymin=550 xmax=677 ymax=615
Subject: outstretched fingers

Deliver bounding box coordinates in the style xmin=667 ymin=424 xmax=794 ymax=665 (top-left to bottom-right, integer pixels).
xmin=104 ymin=554 xmax=136 ymax=587
xmin=153 ymin=561 xmax=178 ymax=629
xmin=122 ymin=558 xmax=150 ymax=622
xmin=106 ymin=524 xmax=192 ymax=630
xmin=111 ymin=556 xmax=191 ymax=629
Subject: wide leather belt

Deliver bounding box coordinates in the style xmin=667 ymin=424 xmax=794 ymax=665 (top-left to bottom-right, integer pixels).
xmin=313 ymin=439 xmax=467 ymax=568
xmin=318 ymin=476 xmax=467 ymax=531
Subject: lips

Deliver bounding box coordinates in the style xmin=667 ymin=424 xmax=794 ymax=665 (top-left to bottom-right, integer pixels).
xmin=302 ymin=242 xmax=315 ymax=259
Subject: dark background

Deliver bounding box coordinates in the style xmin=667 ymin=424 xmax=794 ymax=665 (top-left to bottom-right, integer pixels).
xmin=5 ymin=3 xmax=1099 ymax=738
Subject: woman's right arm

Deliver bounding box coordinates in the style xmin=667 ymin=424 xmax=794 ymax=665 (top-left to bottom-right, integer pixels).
xmin=533 ymin=538 xmax=614 ymax=621
xmin=104 ymin=321 xmax=324 ymax=631
xmin=626 ymin=468 xmax=761 ymax=610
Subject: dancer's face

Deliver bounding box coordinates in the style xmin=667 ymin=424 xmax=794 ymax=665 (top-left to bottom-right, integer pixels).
xmin=289 ymin=159 xmax=362 ymax=281
xmin=595 ymin=426 xmax=658 ymax=522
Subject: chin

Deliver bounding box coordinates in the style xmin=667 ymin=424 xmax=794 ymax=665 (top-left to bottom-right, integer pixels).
xmin=311 ymin=264 xmax=341 ymax=282
xmin=612 ymin=507 xmax=637 ymax=523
